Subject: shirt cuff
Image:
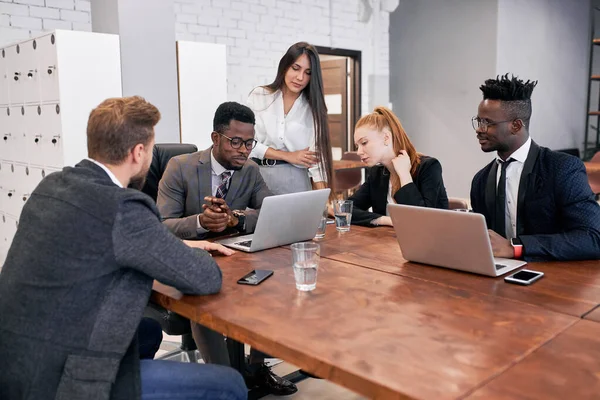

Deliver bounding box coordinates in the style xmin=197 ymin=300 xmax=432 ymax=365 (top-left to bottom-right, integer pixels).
xmin=196 ymin=214 xmax=208 ymax=234
xmin=308 ymin=164 xmax=325 ymax=182
xmin=250 ymin=142 xmax=269 ymax=160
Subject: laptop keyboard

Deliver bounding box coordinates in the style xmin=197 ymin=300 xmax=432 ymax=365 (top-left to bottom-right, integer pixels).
xmin=235 ymin=240 xmax=252 ymax=248
xmin=495 ymin=264 xmax=507 ymax=270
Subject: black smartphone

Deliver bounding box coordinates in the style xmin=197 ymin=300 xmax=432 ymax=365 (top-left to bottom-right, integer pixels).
xmin=504 ymin=269 xmax=544 ymax=286
xmin=237 ymin=270 xmax=274 ymax=286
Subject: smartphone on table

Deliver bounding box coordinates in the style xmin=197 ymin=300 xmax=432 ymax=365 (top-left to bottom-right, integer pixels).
xmin=504 ymin=269 xmax=544 ymax=286
xmin=237 ymin=270 xmax=274 ymax=286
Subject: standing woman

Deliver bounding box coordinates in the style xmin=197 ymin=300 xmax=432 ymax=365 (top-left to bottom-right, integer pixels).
xmin=349 ymin=106 xmax=449 ymax=226
xmin=247 ymin=42 xmax=334 ymax=195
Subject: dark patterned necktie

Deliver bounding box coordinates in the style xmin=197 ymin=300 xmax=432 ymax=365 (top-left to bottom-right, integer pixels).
xmin=495 ymin=158 xmax=515 ymax=237
xmin=215 ymin=171 xmax=231 ymax=199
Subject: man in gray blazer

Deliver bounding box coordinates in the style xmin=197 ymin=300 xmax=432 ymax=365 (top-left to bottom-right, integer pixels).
xmin=0 ymin=97 xmax=246 ymax=400
xmin=158 ymin=102 xmax=271 ymax=240
xmin=157 ymin=102 xmax=297 ymax=396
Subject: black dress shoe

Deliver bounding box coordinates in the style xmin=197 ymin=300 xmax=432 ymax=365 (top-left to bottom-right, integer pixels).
xmin=251 ymin=363 xmax=298 ymax=396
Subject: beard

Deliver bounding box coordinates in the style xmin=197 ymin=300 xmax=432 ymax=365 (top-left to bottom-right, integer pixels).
xmin=129 ymin=168 xmax=148 ymax=190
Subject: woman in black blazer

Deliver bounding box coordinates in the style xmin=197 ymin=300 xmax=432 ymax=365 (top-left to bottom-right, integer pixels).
xmin=348 ymin=106 xmax=448 ymax=226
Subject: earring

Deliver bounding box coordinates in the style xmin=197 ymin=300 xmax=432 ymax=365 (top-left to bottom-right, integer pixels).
xmin=384 ymin=142 xmax=389 ymax=146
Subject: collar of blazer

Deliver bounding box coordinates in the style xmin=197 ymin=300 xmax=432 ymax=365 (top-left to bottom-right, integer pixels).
xmin=485 ymin=140 xmax=540 ymax=236
xmin=196 ymin=147 xmax=250 ymax=202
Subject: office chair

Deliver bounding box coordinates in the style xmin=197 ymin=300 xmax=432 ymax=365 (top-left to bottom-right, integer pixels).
xmin=448 ymin=197 xmax=469 ymax=210
xmin=139 ymin=143 xmax=200 ymax=362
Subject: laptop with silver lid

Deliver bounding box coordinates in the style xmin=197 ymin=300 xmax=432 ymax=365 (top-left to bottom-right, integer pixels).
xmin=387 ymin=204 xmax=526 ymax=276
xmin=215 ymin=189 xmax=330 ymax=253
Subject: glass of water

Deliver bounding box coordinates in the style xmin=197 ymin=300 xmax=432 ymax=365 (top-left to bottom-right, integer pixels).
xmin=314 ymin=208 xmax=328 ymax=239
xmin=291 ymin=242 xmax=320 ymax=291
xmin=333 ymin=200 xmax=353 ymax=232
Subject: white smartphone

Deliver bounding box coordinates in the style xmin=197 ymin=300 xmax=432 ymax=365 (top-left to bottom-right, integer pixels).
xmin=504 ymin=269 xmax=544 ymax=286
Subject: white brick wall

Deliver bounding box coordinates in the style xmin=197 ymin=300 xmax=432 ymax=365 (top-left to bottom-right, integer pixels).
xmin=0 ymin=0 xmax=90 ymax=47
xmin=174 ymin=0 xmax=391 ymax=109
xmin=1 ymin=0 xmax=390 ymax=110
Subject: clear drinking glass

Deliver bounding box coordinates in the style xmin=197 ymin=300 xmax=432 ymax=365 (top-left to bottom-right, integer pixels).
xmin=291 ymin=242 xmax=320 ymax=291
xmin=333 ymin=200 xmax=353 ymax=232
xmin=314 ymin=208 xmax=328 ymax=239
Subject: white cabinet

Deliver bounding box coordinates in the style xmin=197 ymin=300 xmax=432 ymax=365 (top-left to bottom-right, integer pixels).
xmin=0 ymin=30 xmax=122 ymax=251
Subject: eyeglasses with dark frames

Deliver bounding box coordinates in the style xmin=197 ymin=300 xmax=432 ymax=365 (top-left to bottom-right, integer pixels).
xmin=217 ymin=132 xmax=257 ymax=150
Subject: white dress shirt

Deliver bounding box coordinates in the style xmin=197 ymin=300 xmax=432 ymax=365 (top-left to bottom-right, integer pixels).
xmin=196 ymin=150 xmax=234 ymax=234
xmin=88 ymin=158 xmax=123 ymax=188
xmin=496 ymin=137 xmax=532 ymax=239
xmin=386 ymin=181 xmax=396 ymax=215
xmin=247 ymin=87 xmax=323 ymax=182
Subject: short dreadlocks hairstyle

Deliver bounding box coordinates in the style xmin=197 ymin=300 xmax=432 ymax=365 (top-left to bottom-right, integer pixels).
xmin=479 ymin=74 xmax=538 ymax=129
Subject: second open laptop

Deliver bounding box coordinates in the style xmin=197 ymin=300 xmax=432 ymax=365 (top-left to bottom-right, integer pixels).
xmin=215 ymin=189 xmax=331 ymax=253
xmin=387 ymin=204 xmax=526 ymax=277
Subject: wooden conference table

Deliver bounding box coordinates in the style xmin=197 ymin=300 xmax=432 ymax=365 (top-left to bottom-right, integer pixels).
xmin=152 ymin=225 xmax=600 ymax=400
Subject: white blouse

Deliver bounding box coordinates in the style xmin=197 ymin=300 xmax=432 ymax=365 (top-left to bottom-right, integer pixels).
xmin=247 ymin=87 xmax=323 ymax=182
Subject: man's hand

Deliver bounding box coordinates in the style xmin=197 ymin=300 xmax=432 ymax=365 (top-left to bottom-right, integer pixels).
xmin=199 ymin=197 xmax=230 ymax=232
xmin=488 ymin=229 xmax=514 ymax=258
xmin=183 ymin=240 xmax=235 ymax=256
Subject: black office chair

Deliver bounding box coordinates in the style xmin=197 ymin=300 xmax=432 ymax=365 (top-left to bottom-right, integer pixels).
xmin=139 ymin=143 xmax=200 ymax=362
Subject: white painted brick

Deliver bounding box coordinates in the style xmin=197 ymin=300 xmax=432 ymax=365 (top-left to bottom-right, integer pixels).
xmin=229 ymin=46 xmax=248 ymax=57
xmin=75 ymin=0 xmax=90 ymax=12
xmin=228 ymin=28 xmax=245 ymax=38
xmin=194 ymin=33 xmax=216 ymax=43
xmin=42 ymin=18 xmax=72 ymax=30
xmin=175 ymin=22 xmax=187 ymax=33
xmin=180 ymin=4 xmax=199 ymax=14
xmin=45 ymin=0 xmax=75 ymax=10
xmin=241 ymin=12 xmax=259 ymax=23
xmin=215 ymin=36 xmax=235 ymax=46
xmin=174 ymin=3 xmax=182 ymax=13
xmin=260 ymin=0 xmax=275 ymax=7
xmin=237 ymin=20 xmax=255 ymax=32
xmin=30 ymin=6 xmax=60 ymax=19
xmin=253 ymin=4 xmax=267 ymax=14
xmin=228 ymin=9 xmax=241 ymax=20
xmin=271 ymin=8 xmax=284 ymax=17
xmin=14 ymin=0 xmax=45 ymax=6
xmin=72 ymin=21 xmax=90 ymax=31
xmin=177 ymin=32 xmax=195 ymax=41
xmin=197 ymin=15 xmax=218 ymax=27
xmin=187 ymin=24 xmax=207 ymax=34
xmin=11 ymin=16 xmax=42 ymax=30
xmin=212 ymin=0 xmax=231 ymax=8
xmin=218 ymin=18 xmax=236 ymax=28
xmin=230 ymin=1 xmax=249 ymax=12
xmin=208 ymin=26 xmax=227 ymax=36
xmin=177 ymin=13 xmax=197 ymax=24
xmin=276 ymin=2 xmax=292 ymax=10
xmin=0 ymin=14 xmax=9 ymax=27
xmin=0 ymin=3 xmax=29 ymax=17
xmin=60 ymin=9 xmax=88 ymax=23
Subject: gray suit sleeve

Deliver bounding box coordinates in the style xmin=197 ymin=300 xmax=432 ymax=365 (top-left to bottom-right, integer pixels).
xmin=113 ymin=195 xmax=222 ymax=295
xmin=157 ymin=157 xmax=201 ymax=239
xmin=244 ymin=166 xmax=272 ymax=233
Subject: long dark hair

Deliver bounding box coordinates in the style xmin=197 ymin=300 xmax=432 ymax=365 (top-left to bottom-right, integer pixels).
xmin=264 ymin=42 xmax=334 ymax=193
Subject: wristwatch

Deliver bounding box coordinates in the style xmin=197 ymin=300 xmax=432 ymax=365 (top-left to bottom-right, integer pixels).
xmin=231 ymin=210 xmax=246 ymax=232
xmin=510 ymin=237 xmax=523 ymax=259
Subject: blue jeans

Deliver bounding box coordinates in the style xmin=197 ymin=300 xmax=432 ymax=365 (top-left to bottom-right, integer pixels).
xmin=140 ymin=359 xmax=247 ymax=400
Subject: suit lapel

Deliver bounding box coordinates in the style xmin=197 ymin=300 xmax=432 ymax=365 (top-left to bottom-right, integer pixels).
xmin=516 ymin=141 xmax=540 ymax=235
xmin=197 ymin=149 xmax=213 ymax=208
xmin=485 ymin=161 xmax=498 ymax=230
xmin=225 ymin=165 xmax=244 ymax=203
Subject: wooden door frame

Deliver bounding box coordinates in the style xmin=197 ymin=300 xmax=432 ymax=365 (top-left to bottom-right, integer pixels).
xmin=315 ymin=46 xmax=361 ymax=150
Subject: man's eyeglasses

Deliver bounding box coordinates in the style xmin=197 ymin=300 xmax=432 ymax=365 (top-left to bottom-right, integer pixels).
xmin=471 ymin=117 xmax=515 ymax=133
xmin=217 ymin=132 xmax=257 ymax=150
